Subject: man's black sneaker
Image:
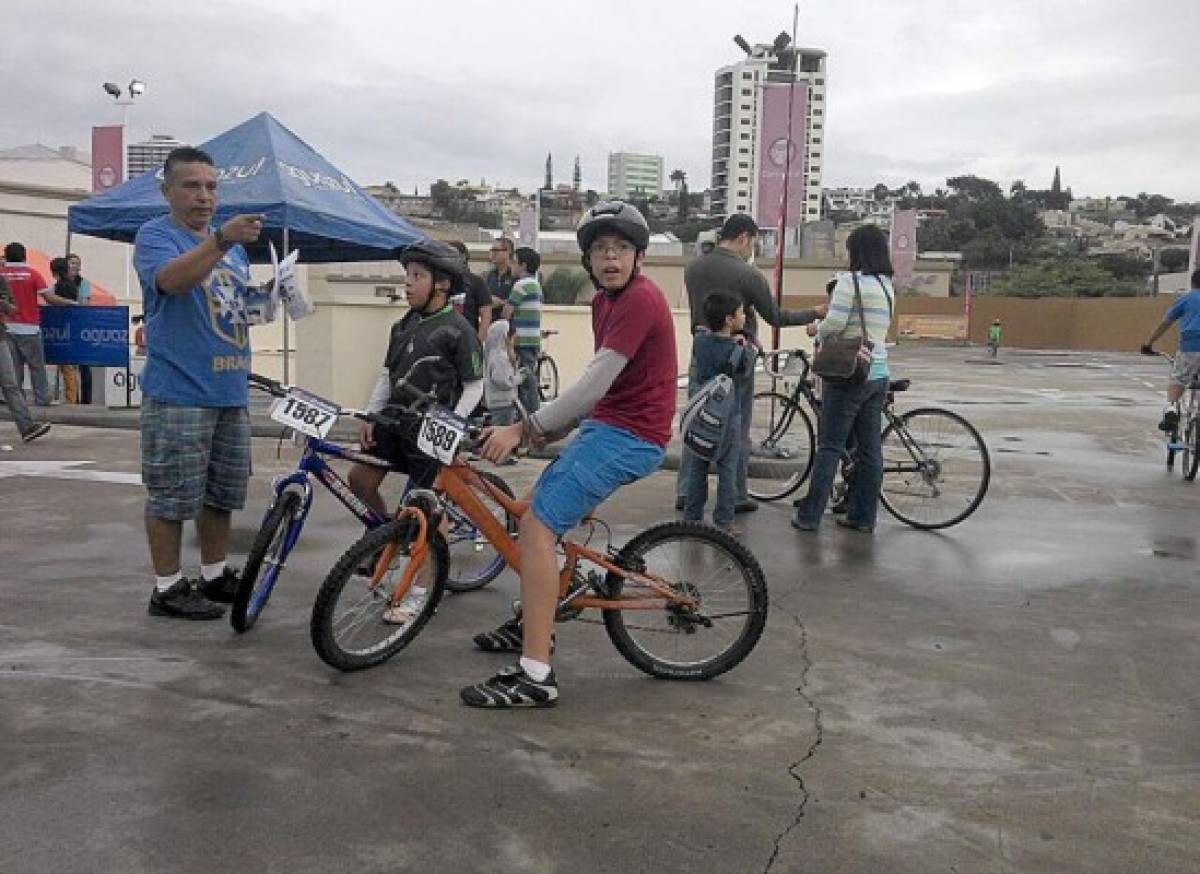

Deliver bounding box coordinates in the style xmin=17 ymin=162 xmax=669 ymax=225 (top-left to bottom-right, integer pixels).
xmin=148 ymin=579 xmax=225 ymax=620
xmin=21 ymin=422 xmax=51 ymax=443
xmin=1158 ymin=410 xmax=1180 ymax=433
xmin=734 ymin=499 xmax=759 ymax=514
xmin=460 ymin=664 xmax=559 ymax=708
xmin=473 ymin=616 xmax=556 ymax=652
xmin=198 ymin=568 xmax=240 ymax=604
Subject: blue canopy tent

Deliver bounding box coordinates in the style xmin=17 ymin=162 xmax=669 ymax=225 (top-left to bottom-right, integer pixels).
xmin=67 ymin=112 xmax=425 ymax=378
xmin=68 ymin=111 xmax=424 ymax=262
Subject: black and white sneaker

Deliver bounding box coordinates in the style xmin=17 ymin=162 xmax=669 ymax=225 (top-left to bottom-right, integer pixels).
xmin=472 ymin=616 xmax=556 ymax=653
xmin=460 ymin=664 xmax=559 ymax=709
xmin=149 ymin=579 xmax=225 ymax=620
xmin=473 ymin=616 xmax=524 ymax=652
xmin=21 ymin=422 xmax=51 ymax=443
xmin=199 ymin=567 xmax=241 ymax=604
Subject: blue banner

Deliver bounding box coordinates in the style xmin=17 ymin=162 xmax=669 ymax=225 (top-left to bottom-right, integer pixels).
xmin=41 ymin=306 xmax=131 ymax=367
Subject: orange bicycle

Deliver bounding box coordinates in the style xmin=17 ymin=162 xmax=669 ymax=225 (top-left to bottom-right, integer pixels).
xmin=309 ymin=358 xmax=769 ymax=677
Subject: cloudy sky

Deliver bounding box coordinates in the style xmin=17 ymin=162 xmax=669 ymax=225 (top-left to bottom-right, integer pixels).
xmin=5 ymin=0 xmax=1197 ymax=200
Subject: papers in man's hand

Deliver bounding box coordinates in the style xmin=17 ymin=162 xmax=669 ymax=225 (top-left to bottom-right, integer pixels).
xmin=270 ymin=242 xmax=314 ymax=320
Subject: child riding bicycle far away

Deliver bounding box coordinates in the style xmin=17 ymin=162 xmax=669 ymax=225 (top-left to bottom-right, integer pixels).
xmin=348 ymin=239 xmax=483 ymax=621
xmin=1142 ymin=268 xmax=1200 ymax=433
xmin=463 ymin=201 xmax=677 ymax=709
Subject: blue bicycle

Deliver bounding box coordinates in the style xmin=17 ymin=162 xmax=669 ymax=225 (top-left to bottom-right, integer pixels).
xmin=230 ymin=373 xmax=516 ymax=633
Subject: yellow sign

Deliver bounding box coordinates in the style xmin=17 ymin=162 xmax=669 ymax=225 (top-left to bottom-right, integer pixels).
xmin=897 ymin=314 xmax=968 ymax=341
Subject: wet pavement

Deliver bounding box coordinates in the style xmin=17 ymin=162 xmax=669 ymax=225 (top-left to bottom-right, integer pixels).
xmin=1 ymin=346 xmax=1197 ymax=873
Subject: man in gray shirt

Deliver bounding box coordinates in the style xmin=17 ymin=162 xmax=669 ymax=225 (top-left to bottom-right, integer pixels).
xmin=678 ymin=214 xmax=824 ymax=513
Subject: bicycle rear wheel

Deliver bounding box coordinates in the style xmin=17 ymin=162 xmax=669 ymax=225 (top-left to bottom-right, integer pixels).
xmin=880 ymin=408 xmax=990 ymax=529
xmin=747 ymin=391 xmax=815 ymax=501
xmin=444 ymin=471 xmax=517 ymax=592
xmin=537 ymin=354 xmax=559 ymax=402
xmin=602 ymin=522 xmax=768 ymax=680
xmin=231 ymin=490 xmax=302 ymax=633
xmin=310 ymin=517 xmax=448 ymax=671
xmin=1186 ymin=419 xmax=1200 ymax=482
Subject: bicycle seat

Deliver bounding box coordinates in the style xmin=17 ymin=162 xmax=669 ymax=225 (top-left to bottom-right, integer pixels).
xmin=889 ymin=379 xmax=911 ymax=393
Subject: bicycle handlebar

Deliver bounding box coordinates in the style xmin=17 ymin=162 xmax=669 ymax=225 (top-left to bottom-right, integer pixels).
xmin=759 ymin=347 xmax=811 ymax=380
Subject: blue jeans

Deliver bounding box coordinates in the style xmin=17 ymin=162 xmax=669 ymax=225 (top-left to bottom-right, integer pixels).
xmin=794 ymin=377 xmax=888 ymax=529
xmin=732 ymin=366 xmax=755 ymax=502
xmin=680 ymin=412 xmax=740 ymax=526
xmin=516 ymin=346 xmax=540 ymax=416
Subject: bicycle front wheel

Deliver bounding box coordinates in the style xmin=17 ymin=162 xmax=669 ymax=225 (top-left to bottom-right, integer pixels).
xmin=1186 ymin=419 xmax=1200 ymax=482
xmin=231 ymin=490 xmax=302 ymax=633
xmin=880 ymin=408 xmax=991 ymax=529
xmin=310 ymin=518 xmax=448 ymax=671
xmin=444 ymin=471 xmax=517 ymax=592
xmin=602 ymin=522 xmax=768 ymax=680
xmin=747 ymin=391 xmax=815 ymax=501
xmin=537 ymin=355 xmax=559 ymax=402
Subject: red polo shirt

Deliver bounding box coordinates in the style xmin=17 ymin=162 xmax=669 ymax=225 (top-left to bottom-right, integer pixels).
xmin=0 ymin=262 xmax=50 ymax=327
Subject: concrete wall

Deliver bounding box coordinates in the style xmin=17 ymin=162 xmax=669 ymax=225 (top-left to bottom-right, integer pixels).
xmin=824 ymin=294 xmax=1176 ymax=352
xmin=296 ymin=272 xmax=817 ymax=407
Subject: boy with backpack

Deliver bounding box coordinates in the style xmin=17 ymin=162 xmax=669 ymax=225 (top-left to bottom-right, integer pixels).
xmin=679 ymin=291 xmax=751 ymax=533
xmin=483 ymin=318 xmax=519 ymax=426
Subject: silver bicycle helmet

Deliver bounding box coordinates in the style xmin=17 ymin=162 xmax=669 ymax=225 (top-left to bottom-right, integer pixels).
xmin=575 ymin=201 xmax=651 ymax=252
xmin=397 ymin=239 xmax=468 ymax=292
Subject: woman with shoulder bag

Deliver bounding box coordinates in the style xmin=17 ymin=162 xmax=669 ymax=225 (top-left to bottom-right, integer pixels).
xmin=792 ymin=225 xmax=895 ymax=533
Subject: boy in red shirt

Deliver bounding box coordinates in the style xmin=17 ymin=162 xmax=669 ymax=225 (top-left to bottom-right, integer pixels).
xmin=1 ymin=241 xmax=74 ymax=406
xmin=463 ymin=202 xmax=677 ymax=708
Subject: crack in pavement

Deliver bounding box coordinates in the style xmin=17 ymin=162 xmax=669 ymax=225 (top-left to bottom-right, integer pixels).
xmin=763 ymin=612 xmax=824 ymax=873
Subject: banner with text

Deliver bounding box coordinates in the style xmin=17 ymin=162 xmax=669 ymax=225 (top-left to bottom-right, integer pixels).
xmin=91 ymin=125 xmax=124 ymax=192
xmin=41 ymin=306 xmax=131 ymax=367
xmin=755 ymin=84 xmax=808 ymax=229
xmin=890 ymin=209 xmax=918 ymax=289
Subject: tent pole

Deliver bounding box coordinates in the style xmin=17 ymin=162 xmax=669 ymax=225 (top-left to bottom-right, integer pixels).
xmin=282 ymin=228 xmax=290 ymax=384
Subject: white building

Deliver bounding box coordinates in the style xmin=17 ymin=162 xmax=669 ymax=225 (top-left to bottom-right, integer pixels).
xmin=823 ymin=187 xmax=894 ymax=222
xmin=711 ymin=36 xmax=826 ymax=221
xmin=0 ymin=144 xmax=91 ymax=191
xmin=127 ymin=134 xmax=190 ymax=178
xmin=607 ymin=152 xmax=664 ymax=200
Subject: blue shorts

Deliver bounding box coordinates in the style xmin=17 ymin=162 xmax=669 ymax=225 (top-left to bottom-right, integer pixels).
xmin=140 ymin=398 xmax=251 ymax=520
xmin=532 ymin=420 xmax=665 ymax=536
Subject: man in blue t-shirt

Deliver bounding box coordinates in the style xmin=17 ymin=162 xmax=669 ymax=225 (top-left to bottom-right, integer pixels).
xmin=132 ymin=146 xmax=266 ymax=620
xmin=1143 ymin=269 xmax=1200 ymax=433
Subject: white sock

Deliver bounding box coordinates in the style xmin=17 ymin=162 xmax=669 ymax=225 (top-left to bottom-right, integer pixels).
xmin=520 ymin=656 xmax=552 ymax=682
xmin=200 ymin=560 xmax=227 ymax=582
xmin=155 ymin=572 xmax=183 ymax=593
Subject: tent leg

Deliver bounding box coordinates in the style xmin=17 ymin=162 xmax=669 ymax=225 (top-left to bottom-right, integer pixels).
xmin=282 ymin=228 xmax=290 ymax=384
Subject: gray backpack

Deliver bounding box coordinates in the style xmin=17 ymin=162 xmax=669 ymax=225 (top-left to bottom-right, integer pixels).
xmin=678 ymin=343 xmax=747 ymax=461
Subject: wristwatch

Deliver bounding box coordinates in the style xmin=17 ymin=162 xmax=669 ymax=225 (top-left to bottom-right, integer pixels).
xmin=213 ymin=227 xmax=235 ymax=253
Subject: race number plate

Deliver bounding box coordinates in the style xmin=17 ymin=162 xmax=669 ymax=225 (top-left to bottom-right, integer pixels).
xmin=417 ymin=409 xmax=467 ymax=463
xmin=269 ymin=389 xmax=339 ymax=439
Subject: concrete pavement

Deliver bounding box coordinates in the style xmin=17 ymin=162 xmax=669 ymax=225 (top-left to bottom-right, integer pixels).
xmin=1 ymin=345 xmax=1197 ymax=873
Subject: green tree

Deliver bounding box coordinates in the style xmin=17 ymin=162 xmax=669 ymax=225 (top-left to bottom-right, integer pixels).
xmin=542 ymin=267 xmax=592 ymax=305
xmin=1096 ymin=253 xmax=1149 ymax=281
xmin=989 ymin=258 xmax=1141 ymax=298
xmin=1160 ymin=248 xmax=1191 ymax=273
xmin=946 ymin=175 xmax=1004 ymax=202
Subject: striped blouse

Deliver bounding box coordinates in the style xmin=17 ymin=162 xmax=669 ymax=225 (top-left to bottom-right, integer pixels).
xmin=818 ymin=271 xmax=895 ymax=380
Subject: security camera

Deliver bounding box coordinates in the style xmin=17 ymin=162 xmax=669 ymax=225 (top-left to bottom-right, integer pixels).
xmin=103 ymin=82 xmax=122 ymax=99
xmin=128 ymin=79 xmax=146 ymax=97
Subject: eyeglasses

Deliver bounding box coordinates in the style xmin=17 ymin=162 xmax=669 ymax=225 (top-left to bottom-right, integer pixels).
xmin=589 ymin=241 xmax=636 ymax=258
xmin=489 ymin=247 xmax=506 ymax=254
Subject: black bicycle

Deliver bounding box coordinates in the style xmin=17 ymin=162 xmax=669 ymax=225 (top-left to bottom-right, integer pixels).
xmin=748 ymin=348 xmax=992 ymax=529
xmin=537 ymin=329 xmax=560 ymax=401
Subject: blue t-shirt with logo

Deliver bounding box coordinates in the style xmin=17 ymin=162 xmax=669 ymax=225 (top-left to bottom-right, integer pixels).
xmin=133 ymin=216 xmax=252 ymax=406
xmin=1167 ymin=288 xmax=1200 ymax=353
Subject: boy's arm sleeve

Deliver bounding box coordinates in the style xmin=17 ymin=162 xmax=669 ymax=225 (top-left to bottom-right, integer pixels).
xmin=366 ymin=369 xmax=391 ymax=414
xmin=529 ymin=348 xmax=628 ymax=437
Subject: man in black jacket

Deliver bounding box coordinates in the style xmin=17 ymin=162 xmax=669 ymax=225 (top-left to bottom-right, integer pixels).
xmin=677 ymin=214 xmax=824 ymax=513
